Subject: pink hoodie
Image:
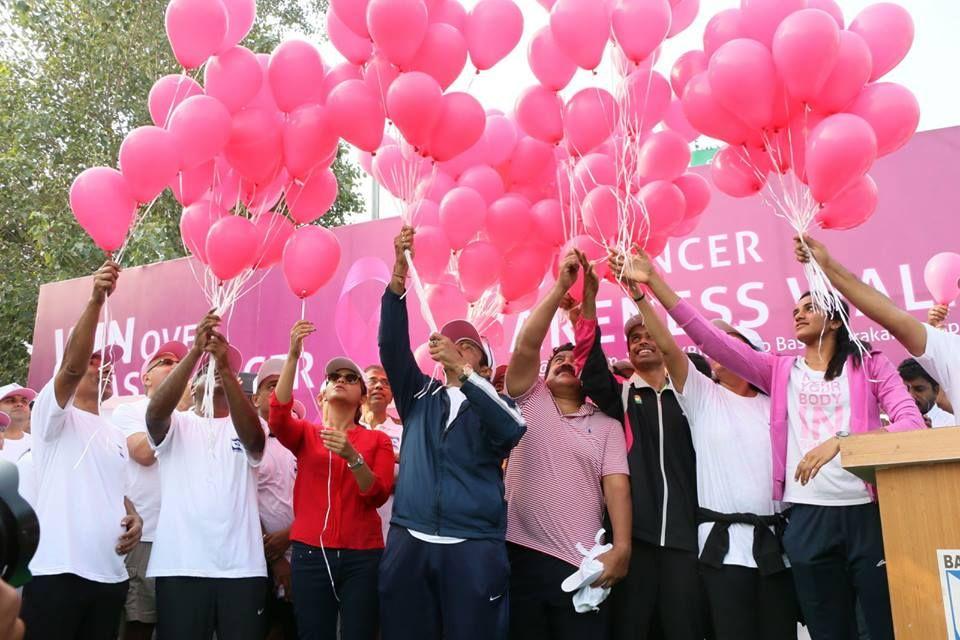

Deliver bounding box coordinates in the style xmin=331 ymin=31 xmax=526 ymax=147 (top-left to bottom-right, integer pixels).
xmin=668 ymin=299 xmax=925 ymax=501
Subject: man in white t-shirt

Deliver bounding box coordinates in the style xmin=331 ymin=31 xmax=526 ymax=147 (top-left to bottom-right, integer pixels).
xmin=145 ymin=316 xmax=267 ymax=640
xmin=0 ymin=384 xmax=36 ymax=465
xmin=897 ymin=358 xmax=956 ymax=428
xmin=20 ymin=261 xmax=143 ymax=640
xmin=111 ymin=340 xmax=188 ymax=640
xmin=363 ymin=364 xmax=402 ymax=544
xmin=252 ymin=357 xmax=297 ymax=639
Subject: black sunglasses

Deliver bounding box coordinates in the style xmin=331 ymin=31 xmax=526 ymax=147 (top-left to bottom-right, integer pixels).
xmin=326 ymin=372 xmax=362 ymax=385
xmin=146 ymin=358 xmax=178 ymax=374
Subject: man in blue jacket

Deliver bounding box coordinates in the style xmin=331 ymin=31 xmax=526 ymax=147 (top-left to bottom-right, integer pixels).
xmin=378 ymin=225 xmax=526 ymax=640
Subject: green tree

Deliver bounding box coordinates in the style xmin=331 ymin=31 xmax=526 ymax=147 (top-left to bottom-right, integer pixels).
xmin=0 ymin=0 xmax=364 ymax=382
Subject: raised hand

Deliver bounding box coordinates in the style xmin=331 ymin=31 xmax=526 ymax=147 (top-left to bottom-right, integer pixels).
xmin=929 ymin=304 xmax=949 ymax=329
xmin=192 ymin=311 xmax=221 ymax=354
xmin=579 ymin=252 xmax=599 ymax=301
xmin=91 ymin=260 xmax=120 ymax=304
xmin=289 ymin=320 xmax=316 ymax=358
xmin=395 ymin=225 xmax=415 ymax=262
xmin=794 ymin=234 xmax=832 ymax=269
xmin=555 ymin=250 xmax=582 ymax=292
xmin=205 ymin=330 xmax=232 ymax=372
xmin=609 ymin=245 xmax=654 ymax=285
xmin=427 ymin=332 xmax=467 ymax=372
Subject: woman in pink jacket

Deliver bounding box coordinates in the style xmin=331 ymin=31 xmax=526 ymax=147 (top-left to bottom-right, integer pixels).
xmin=609 ymin=245 xmax=924 ymax=640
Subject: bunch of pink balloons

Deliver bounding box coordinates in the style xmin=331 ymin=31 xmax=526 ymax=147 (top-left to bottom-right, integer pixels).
xmin=678 ymin=0 xmax=918 ymax=231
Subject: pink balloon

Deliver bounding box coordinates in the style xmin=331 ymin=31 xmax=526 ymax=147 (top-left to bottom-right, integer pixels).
xmin=148 ymin=75 xmax=203 ymax=127
xmin=284 ymin=104 xmax=339 ymax=180
xmin=69 ymin=167 xmax=138 ymax=252
xmin=806 ymin=0 xmax=844 ymax=28
xmin=582 ymin=187 xmax=619 ymax=244
xmin=426 ymin=92 xmax=486 ymax=162
xmin=415 ymin=172 xmax=456 ymax=203
xmin=466 ymin=0 xmax=523 ymax=71
xmin=458 ymin=241 xmax=502 ymax=301
xmin=530 ymin=199 xmax=567 ymax=247
xmin=814 ymin=174 xmax=878 ymax=231
xmin=670 ymin=214 xmax=701 ymax=238
xmin=516 ymin=86 xmax=564 ymax=144
xmin=374 ymin=146 xmax=430 ymax=200
xmin=621 ymin=70 xmax=671 ymax=134
xmin=268 ymin=40 xmax=325 ymax=112
xmin=810 ymin=31 xmax=873 ymax=114
xmin=528 ymin=26 xmax=577 ymax=91
xmin=572 ymin=153 xmax=616 ymax=203
xmin=331 ymin=0 xmax=370 ymax=38
xmin=211 ymin=159 xmax=242 ymax=210
xmin=387 ymin=72 xmax=444 ymax=150
xmin=710 ymin=145 xmax=767 ymax=197
xmin=363 ymin=53 xmax=401 ymax=109
xmin=326 ymin=80 xmax=386 ymax=152
xmin=425 ymin=282 xmax=469 ymax=327
xmin=670 ymin=50 xmax=706 ymax=97
xmin=319 ymin=62 xmax=364 ymax=104
xmin=219 ymin=0 xmax=256 ymax=50
xmin=663 ymin=99 xmax=699 ymax=141
xmin=171 ymin=161 xmax=216 ymax=206
xmin=458 ymin=166 xmax=505 ymax=206
xmin=118 ymin=126 xmax=179 ymax=203
xmin=849 ymin=3 xmax=914 ymax=81
xmin=635 ymin=130 xmax=691 ymax=182
xmin=549 ymin=0 xmax=611 ymax=71
xmin=247 ymin=53 xmax=281 ymax=112
xmin=180 ymin=200 xmax=228 ymax=262
xmin=772 ymin=9 xmax=841 ymax=103
xmin=805 ymin=113 xmax=877 ymax=203
xmin=430 ymin=0 xmax=467 ymax=29
xmin=241 ymin=170 xmax=289 ymax=215
xmin=923 ymin=252 xmax=960 ymax=305
xmin=507 ymin=137 xmax=554 ymax=185
xmin=204 ymin=46 xmax=261 ymax=113
xmin=673 ymin=172 xmax=711 ymax=219
xmin=168 ymin=95 xmax=232 ymax=169
xmin=165 ymin=0 xmax=228 ymax=69
xmin=440 ymin=187 xmax=487 ymax=249
xmin=611 ymin=0 xmax=671 ymax=64
xmin=282 ymin=225 xmax=342 ymax=298
xmin=848 ymin=82 xmax=919 ymax=157
xmin=251 ymin=212 xmax=295 ymax=269
xmin=412 ymin=225 xmax=452 ymax=282
xmin=638 ymin=180 xmax=685 ymax=234
xmin=702 ymin=9 xmax=744 ymax=58
xmin=681 ymin=73 xmax=751 ymax=145
xmin=708 ymin=38 xmax=776 ymax=130
xmin=410 ymin=23 xmax=468 ymax=90
xmin=367 ymin=0 xmax=429 ymax=68
xmin=224 ymin=107 xmax=283 ymax=183
xmin=407 ymin=199 xmax=441 ymax=227
xmin=327 ymin=5 xmax=373 ymax=65
xmin=482 ymin=115 xmax=519 ymax=166
xmin=486 ymin=195 xmax=533 ymax=253
xmin=205 ymin=215 xmax=258 ymax=280
xmin=739 ymin=0 xmax=805 ymax=48
xmin=563 ymin=88 xmax=618 ymax=155
xmin=286 ymin=169 xmax=339 ymax=224
xmin=667 ymin=0 xmax=699 ymax=37
xmin=501 ymin=243 xmax=550 ymax=301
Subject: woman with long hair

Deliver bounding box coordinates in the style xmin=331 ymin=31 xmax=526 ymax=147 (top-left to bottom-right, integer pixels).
xmin=269 ymin=320 xmax=395 ymax=640
xmin=610 ymin=245 xmax=924 ymax=640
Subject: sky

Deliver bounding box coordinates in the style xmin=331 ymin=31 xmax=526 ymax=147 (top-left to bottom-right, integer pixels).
xmin=305 ymin=0 xmax=960 ymax=220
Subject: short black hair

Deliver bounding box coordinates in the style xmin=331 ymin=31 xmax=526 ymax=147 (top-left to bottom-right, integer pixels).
xmin=898 ymin=358 xmax=939 ymax=389
xmin=687 ymin=353 xmax=713 ymax=379
xmin=545 ymin=343 xmax=575 ymax=378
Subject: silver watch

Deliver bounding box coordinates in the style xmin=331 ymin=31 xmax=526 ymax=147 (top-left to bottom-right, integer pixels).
xmin=835 ymin=430 xmax=851 ymax=439
xmin=347 ymin=453 xmax=365 ymax=469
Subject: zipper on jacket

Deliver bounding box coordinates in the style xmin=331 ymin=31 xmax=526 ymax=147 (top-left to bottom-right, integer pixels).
xmin=656 ymin=390 xmax=669 ymax=547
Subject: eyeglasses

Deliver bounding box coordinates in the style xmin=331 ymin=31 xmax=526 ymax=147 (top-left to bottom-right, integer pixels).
xmin=146 ymin=358 xmax=178 ymax=373
xmin=326 ymin=372 xmax=362 ymax=385
xmin=366 ymin=376 xmax=391 ymax=388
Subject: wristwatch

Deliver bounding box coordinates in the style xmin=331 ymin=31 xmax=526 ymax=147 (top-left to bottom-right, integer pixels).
xmin=458 ymin=364 xmax=474 ymax=384
xmin=835 ymin=430 xmax=851 ymax=439
xmin=347 ymin=453 xmax=365 ymax=469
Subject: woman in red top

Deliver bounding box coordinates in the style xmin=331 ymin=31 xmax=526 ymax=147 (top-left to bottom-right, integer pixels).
xmin=270 ymin=320 xmax=394 ymax=640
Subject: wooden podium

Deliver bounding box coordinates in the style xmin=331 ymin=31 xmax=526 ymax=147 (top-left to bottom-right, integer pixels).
xmin=841 ymin=427 xmax=960 ymax=639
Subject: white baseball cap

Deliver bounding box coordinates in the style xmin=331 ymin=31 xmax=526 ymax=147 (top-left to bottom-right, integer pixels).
xmin=0 ymin=384 xmax=37 ymax=404
xmin=254 ymin=357 xmax=286 ymax=394
xmin=140 ymin=341 xmax=189 ymax=377
xmin=711 ymin=319 xmax=765 ymax=352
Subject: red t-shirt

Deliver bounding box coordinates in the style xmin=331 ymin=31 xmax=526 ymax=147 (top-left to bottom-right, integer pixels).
xmin=268 ymin=393 xmax=395 ymax=550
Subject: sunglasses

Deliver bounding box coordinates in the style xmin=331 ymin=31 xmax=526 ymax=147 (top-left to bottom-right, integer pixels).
xmin=326 ymin=372 xmax=362 ymax=385
xmin=146 ymin=357 xmax=178 ymax=373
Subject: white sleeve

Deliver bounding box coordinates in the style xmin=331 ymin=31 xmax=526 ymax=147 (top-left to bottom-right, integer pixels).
xmin=675 ymin=367 xmax=713 ymax=428
xmin=112 ymin=403 xmax=147 ymax=437
xmin=31 ymin=380 xmax=72 ymax=443
xmin=917 ymin=324 xmax=960 ymax=400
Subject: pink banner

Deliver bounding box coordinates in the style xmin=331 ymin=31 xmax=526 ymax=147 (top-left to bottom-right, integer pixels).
xmin=28 ymin=127 xmax=960 ymax=406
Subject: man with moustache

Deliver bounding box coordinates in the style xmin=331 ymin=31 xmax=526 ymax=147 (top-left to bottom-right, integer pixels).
xmin=362 ymin=365 xmax=402 ymax=544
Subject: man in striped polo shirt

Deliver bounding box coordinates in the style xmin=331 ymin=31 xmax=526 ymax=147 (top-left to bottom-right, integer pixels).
xmin=504 ymin=249 xmax=632 ymax=639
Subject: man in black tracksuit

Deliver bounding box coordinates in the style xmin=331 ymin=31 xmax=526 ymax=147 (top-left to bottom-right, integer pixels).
xmin=576 ymin=273 xmax=701 ymax=640
xmin=378 ymin=226 xmax=526 ymax=640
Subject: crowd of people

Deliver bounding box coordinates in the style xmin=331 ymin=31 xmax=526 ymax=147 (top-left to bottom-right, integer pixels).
xmin=2 ymin=226 xmax=958 ymax=640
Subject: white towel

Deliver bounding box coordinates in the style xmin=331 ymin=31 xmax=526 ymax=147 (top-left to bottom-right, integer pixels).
xmin=561 ymin=528 xmax=614 ymax=613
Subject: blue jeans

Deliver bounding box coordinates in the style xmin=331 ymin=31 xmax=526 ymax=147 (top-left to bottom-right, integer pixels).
xmin=290 ymin=542 xmax=382 ymax=640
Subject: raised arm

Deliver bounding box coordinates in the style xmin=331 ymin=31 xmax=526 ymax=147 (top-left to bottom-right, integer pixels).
xmin=207 ymin=331 xmax=264 ymax=458
xmin=145 ymin=313 xmax=215 ymax=444
xmin=578 ymin=266 xmax=624 ymax=420
xmin=54 ymin=262 xmax=119 ymax=408
xmin=797 ymin=234 xmax=928 ymax=356
xmin=610 ymin=247 xmax=690 ymax=392
xmin=506 ymin=250 xmax=582 ymax=398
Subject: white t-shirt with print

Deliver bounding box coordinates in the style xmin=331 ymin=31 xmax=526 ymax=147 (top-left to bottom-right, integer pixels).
xmin=112 ymin=399 xmax=161 ymax=541
xmin=784 ymin=360 xmax=871 ymax=506
xmin=918 ymin=324 xmax=960 ymax=422
xmin=147 ymin=410 xmax=267 ymax=578
xmin=679 ymin=368 xmax=780 ymax=568
xmin=0 ymin=432 xmax=32 ymax=464
xmin=28 ymin=380 xmax=129 ymax=583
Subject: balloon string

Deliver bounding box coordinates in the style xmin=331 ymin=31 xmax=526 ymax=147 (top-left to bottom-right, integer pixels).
xmin=301 ymin=297 xmax=306 ymax=321
xmin=403 ymin=249 xmax=438 ymax=334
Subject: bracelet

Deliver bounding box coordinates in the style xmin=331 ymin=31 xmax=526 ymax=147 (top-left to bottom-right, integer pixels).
xmin=633 ymin=291 xmax=646 ymax=303
xmin=392 ymin=271 xmax=408 ymax=280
